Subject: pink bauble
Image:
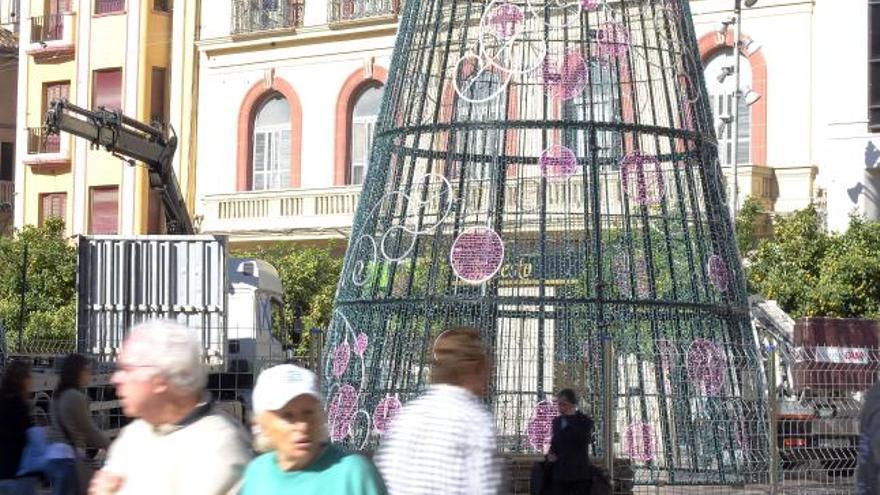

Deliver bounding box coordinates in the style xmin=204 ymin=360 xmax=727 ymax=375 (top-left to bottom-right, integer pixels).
xmin=373 ymin=395 xmax=403 ymax=435
xmin=328 ymin=385 xmax=359 ymax=442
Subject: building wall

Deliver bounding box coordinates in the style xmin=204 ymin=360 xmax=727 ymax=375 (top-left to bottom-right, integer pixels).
xmin=193 ymin=0 xmax=879 ymax=242
xmin=15 ymin=0 xmax=172 ymax=235
xmin=194 ymin=2 xmax=396 ymax=225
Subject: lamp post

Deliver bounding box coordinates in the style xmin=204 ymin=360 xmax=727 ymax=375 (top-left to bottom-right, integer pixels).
xmin=729 ymin=0 xmax=744 ymax=220
xmin=727 ymin=0 xmax=759 ymax=219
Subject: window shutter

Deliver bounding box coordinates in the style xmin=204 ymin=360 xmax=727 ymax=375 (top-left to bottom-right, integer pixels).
xmin=40 ymin=192 xmax=66 ymax=226
xmin=90 ymin=187 xmax=119 ymax=234
xmin=94 ymin=70 xmax=123 ymax=111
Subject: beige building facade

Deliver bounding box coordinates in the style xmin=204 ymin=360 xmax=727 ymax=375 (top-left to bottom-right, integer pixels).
xmin=191 ymin=0 xmax=879 ymax=248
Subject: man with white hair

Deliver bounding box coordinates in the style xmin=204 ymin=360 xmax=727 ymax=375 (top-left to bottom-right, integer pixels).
xmin=241 ymin=364 xmax=385 ymax=494
xmin=89 ymin=320 xmax=252 ymax=495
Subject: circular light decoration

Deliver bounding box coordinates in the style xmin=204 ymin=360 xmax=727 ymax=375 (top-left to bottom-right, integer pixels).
xmin=332 ymin=341 xmax=351 ymax=378
xmin=328 ymin=384 xmax=359 ymax=442
xmin=686 ymin=338 xmax=727 ymax=396
xmin=580 ymin=0 xmax=601 ymax=11
xmin=624 ymin=421 xmax=656 ymax=462
xmin=526 ymin=399 xmax=560 ymax=452
xmin=485 ymin=2 xmax=524 ymax=41
xmin=354 ymin=332 xmax=369 ymax=357
xmin=373 ymin=395 xmax=403 ymax=435
xmin=539 ymin=144 xmax=578 ymax=179
xmin=450 ymin=227 xmax=505 ymax=284
xmin=620 ymin=152 xmax=665 ymax=207
xmin=707 ymin=254 xmax=730 ymax=292
xmin=541 ymin=49 xmax=588 ymax=101
xmin=597 ymin=21 xmax=631 ymax=59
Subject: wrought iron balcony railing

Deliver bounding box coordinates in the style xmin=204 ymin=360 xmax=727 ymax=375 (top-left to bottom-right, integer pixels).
xmin=27 ymin=127 xmax=60 ymax=154
xmin=329 ymin=0 xmax=399 ymax=23
xmin=95 ymin=0 xmax=126 ymax=15
xmin=30 ymin=14 xmax=64 ymax=43
xmin=231 ymin=0 xmax=304 ymax=35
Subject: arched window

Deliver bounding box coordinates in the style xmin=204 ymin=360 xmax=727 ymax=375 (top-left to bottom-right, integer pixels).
xmin=349 ymin=85 xmax=384 ymax=185
xmin=253 ymin=95 xmax=291 ymax=190
xmin=704 ymin=50 xmax=752 ymax=167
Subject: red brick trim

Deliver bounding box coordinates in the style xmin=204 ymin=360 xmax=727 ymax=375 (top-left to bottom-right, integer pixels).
xmin=334 ymin=66 xmax=389 ymax=186
xmin=236 ymin=77 xmax=303 ymax=191
xmin=698 ymin=31 xmax=768 ymax=166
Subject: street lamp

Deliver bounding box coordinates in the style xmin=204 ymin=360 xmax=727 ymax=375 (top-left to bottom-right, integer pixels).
xmin=725 ymin=0 xmax=759 ymax=220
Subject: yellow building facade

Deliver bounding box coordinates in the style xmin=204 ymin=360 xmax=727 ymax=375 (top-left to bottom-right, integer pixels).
xmin=13 ymin=0 xmax=197 ymax=236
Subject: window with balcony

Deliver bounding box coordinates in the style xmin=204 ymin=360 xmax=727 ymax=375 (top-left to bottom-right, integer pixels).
xmin=704 ymin=50 xmax=751 ymax=166
xmin=40 ymin=192 xmax=66 ymax=226
xmin=231 ymin=0 xmax=304 ymax=35
xmin=95 ymin=0 xmax=125 ymax=15
xmin=329 ymin=0 xmax=399 ymax=23
xmin=252 ymin=95 xmax=291 ymax=191
xmin=31 ymin=0 xmax=69 ymax=44
xmin=349 ymin=84 xmax=383 ymax=185
xmin=93 ymin=68 xmax=122 ymax=111
xmin=562 ymin=59 xmax=621 ymax=166
xmin=89 ymin=186 xmax=119 ymax=234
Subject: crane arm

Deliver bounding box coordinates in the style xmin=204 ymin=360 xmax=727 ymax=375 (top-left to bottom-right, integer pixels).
xmin=44 ymin=99 xmax=194 ymax=235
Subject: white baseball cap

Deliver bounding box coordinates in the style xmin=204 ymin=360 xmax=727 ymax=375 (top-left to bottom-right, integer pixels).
xmin=252 ymin=364 xmax=322 ymax=414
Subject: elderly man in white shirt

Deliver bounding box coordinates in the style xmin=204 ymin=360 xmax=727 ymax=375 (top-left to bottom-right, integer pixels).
xmin=375 ymin=327 xmax=502 ymax=494
xmin=89 ymin=320 xmax=252 ymax=495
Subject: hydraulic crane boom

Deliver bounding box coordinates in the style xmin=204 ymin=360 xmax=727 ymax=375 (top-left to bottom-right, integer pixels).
xmin=44 ymin=100 xmax=194 ymax=235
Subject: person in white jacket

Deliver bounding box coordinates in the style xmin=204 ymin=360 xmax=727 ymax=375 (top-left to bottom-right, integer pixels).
xmin=375 ymin=327 xmax=502 ymax=495
xmin=89 ymin=320 xmax=251 ymax=495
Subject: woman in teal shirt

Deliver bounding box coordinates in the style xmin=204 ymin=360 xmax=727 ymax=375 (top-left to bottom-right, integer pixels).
xmin=242 ymin=364 xmax=386 ymax=495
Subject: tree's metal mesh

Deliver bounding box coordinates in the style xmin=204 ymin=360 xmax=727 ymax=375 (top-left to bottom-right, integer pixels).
xmin=323 ymin=0 xmax=769 ymax=486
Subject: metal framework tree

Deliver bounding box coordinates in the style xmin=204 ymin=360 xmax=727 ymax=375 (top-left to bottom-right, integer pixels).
xmin=323 ymin=0 xmax=767 ymax=486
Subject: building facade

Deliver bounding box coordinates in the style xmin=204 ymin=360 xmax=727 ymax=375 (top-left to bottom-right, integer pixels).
xmin=191 ymin=0 xmax=877 ymax=246
xmin=194 ymin=0 xmax=397 ymax=246
xmin=13 ymin=0 xmax=177 ymax=236
xmin=691 ymin=0 xmax=879 ymax=231
xmin=0 ymin=0 xmax=18 ymax=235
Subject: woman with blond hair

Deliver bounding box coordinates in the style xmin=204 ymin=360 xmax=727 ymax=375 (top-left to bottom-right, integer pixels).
xmin=375 ymin=327 xmax=502 ymax=494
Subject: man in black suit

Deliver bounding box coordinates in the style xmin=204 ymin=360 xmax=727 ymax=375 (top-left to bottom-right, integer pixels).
xmin=546 ymin=389 xmax=594 ymax=495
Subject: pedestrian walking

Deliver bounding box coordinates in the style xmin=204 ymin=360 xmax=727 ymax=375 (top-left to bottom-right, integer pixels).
xmin=46 ymin=354 xmax=110 ymax=495
xmin=544 ymin=389 xmax=594 ymax=495
xmin=0 ymin=360 xmax=38 ymax=494
xmin=241 ymin=364 xmax=386 ymax=495
xmin=375 ymin=327 xmax=502 ymax=495
xmin=88 ymin=320 xmax=252 ymax=495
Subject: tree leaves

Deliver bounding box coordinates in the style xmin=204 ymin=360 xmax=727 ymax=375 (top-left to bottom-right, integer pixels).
xmin=747 ymin=207 xmax=880 ymax=319
xmin=0 ymin=218 xmax=77 ymax=348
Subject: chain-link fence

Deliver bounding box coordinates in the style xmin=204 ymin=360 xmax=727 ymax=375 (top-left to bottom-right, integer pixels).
xmin=501 ymin=338 xmax=873 ymax=495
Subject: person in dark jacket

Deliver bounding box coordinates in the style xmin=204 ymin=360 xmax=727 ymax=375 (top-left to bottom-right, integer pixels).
xmin=0 ymin=361 xmax=34 ymax=480
xmin=47 ymin=354 xmax=110 ymax=495
xmin=546 ymin=389 xmax=593 ymax=495
xmin=858 ymin=380 xmax=880 ymax=494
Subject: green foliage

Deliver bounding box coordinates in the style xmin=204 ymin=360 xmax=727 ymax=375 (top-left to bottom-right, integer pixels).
xmin=747 ymin=206 xmax=880 ymax=319
xmin=0 ymin=218 xmax=77 ymax=347
xmin=232 ymin=243 xmax=343 ymax=341
xmin=735 ymin=195 xmax=764 ymax=256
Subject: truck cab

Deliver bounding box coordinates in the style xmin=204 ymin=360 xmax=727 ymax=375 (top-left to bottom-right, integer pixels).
xmin=226 ymin=258 xmax=287 ymax=378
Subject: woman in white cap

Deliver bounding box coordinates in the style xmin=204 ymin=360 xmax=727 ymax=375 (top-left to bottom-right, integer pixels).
xmin=241 ymin=364 xmax=386 ymax=494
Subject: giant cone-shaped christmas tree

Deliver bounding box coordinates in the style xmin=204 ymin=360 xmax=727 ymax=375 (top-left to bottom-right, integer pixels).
xmin=323 ymin=0 xmax=767 ymax=485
